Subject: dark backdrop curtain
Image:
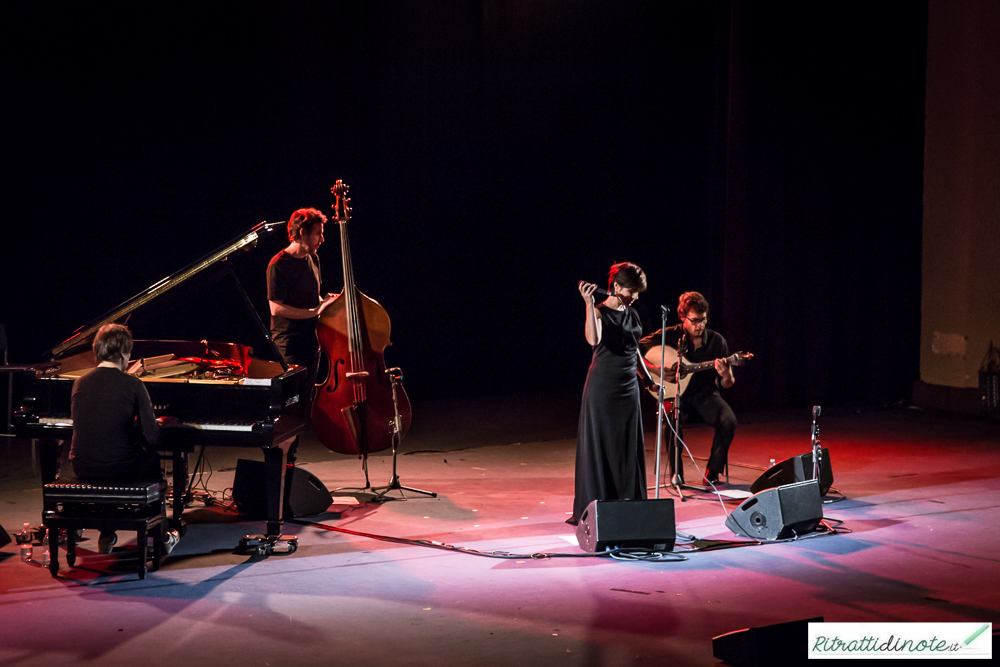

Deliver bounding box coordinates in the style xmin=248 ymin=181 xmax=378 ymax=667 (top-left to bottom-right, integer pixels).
xmin=2 ymin=1 xmax=927 ymax=410
xmin=721 ymin=2 xmax=927 ymax=411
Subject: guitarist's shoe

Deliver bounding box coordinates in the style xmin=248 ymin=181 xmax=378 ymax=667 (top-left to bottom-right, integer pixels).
xmin=703 ymin=470 xmax=721 ymax=486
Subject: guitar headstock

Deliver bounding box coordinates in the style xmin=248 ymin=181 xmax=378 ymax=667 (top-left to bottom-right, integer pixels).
xmin=331 ymin=180 xmax=351 ymax=223
xmin=730 ymin=352 xmax=754 ymax=367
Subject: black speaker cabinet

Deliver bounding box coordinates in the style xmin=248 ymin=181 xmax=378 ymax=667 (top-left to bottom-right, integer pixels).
xmin=713 ymin=617 xmax=823 ymax=667
xmin=0 ymin=522 xmax=11 ymax=549
xmin=750 ymin=448 xmax=833 ymax=495
xmin=232 ymin=459 xmax=333 ymax=519
xmin=725 ymin=479 xmax=822 ymax=541
xmin=576 ymin=498 xmax=675 ymax=553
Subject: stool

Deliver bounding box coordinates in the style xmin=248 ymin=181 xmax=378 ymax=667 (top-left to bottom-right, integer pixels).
xmin=42 ymin=479 xmax=168 ymax=579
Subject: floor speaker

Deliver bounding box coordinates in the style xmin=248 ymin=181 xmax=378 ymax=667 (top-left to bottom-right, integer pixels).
xmin=725 ymin=479 xmax=822 ymax=541
xmin=0 ymin=522 xmax=11 ymax=549
xmin=232 ymin=459 xmax=333 ymax=519
xmin=749 ymin=448 xmax=833 ymax=495
xmin=713 ymin=617 xmax=823 ymax=667
xmin=576 ymin=498 xmax=675 ymax=553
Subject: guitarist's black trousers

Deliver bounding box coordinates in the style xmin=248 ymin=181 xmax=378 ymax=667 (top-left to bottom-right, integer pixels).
xmin=679 ymin=390 xmax=737 ymax=476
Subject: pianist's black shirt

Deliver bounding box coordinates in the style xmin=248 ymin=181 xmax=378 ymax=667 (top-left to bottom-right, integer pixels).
xmin=69 ymin=367 xmax=161 ymax=481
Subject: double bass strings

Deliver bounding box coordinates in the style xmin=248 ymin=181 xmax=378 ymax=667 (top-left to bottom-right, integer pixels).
xmin=340 ymin=218 xmax=366 ymax=405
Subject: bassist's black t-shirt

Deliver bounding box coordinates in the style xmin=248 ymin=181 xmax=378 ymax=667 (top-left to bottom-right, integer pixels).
xmin=639 ymin=324 xmax=730 ymax=398
xmin=267 ymin=250 xmax=322 ymax=365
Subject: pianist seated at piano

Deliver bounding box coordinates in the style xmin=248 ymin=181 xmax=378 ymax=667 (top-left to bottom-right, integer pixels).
xmin=68 ymin=323 xmax=166 ymax=553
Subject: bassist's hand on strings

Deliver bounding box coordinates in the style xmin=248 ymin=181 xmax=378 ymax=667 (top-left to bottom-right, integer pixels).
xmin=315 ymin=293 xmax=337 ymax=317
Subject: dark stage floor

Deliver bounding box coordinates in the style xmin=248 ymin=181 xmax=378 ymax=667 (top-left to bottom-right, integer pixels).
xmin=1 ymin=391 xmax=998 ymax=666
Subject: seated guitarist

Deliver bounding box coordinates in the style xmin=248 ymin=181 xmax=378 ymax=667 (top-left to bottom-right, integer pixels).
xmin=639 ymin=291 xmax=736 ymax=485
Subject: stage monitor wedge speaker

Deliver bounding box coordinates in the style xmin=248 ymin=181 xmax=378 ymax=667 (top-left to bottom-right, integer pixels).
xmin=725 ymin=479 xmax=822 ymax=541
xmin=0 ymin=522 xmax=11 ymax=549
xmin=232 ymin=459 xmax=333 ymax=519
xmin=713 ymin=617 xmax=823 ymax=667
xmin=749 ymin=448 xmax=833 ymax=495
xmin=576 ymin=498 xmax=675 ymax=553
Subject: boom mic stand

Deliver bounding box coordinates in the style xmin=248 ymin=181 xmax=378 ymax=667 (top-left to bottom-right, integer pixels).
xmin=371 ymin=367 xmax=436 ymax=501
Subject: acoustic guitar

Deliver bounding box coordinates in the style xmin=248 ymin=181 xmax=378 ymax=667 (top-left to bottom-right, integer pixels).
xmin=642 ymin=345 xmax=753 ymax=399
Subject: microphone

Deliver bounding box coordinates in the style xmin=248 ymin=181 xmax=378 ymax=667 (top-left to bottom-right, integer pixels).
xmin=579 ymin=281 xmax=611 ymax=296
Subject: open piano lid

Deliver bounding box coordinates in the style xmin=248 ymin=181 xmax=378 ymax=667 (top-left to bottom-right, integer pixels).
xmin=48 ymin=220 xmax=287 ymax=364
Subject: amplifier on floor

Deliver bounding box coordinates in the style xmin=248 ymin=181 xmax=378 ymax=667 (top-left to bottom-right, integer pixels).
xmin=749 ymin=448 xmax=833 ymax=496
xmin=576 ymin=498 xmax=675 ymax=553
xmin=713 ymin=617 xmax=822 ymax=667
xmin=232 ymin=459 xmax=333 ymax=519
xmin=725 ymin=479 xmax=822 ymax=541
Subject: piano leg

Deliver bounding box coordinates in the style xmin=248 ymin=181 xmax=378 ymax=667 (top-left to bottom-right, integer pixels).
xmin=262 ymin=435 xmax=300 ymax=537
xmin=168 ymin=449 xmax=189 ymax=534
xmin=263 ymin=445 xmax=287 ymax=537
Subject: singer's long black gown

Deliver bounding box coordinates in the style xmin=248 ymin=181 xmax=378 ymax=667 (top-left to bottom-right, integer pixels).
xmin=572 ymin=305 xmax=646 ymax=523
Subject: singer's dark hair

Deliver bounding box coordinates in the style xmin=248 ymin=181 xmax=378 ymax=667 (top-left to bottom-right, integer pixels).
xmin=93 ymin=323 xmax=133 ymax=364
xmin=678 ymin=291 xmax=709 ymax=317
xmin=608 ymin=262 xmax=647 ymax=294
xmin=287 ymin=208 xmax=328 ymax=242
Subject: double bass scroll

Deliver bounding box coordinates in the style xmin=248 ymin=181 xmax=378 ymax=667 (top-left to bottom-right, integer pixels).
xmin=311 ymin=180 xmax=412 ymax=457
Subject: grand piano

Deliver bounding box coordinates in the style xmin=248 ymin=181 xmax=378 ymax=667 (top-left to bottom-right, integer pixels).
xmin=11 ymin=221 xmax=307 ymax=538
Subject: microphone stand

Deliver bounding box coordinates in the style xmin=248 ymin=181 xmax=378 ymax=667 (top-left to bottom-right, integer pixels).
xmin=370 ymin=368 xmax=436 ymax=501
xmin=665 ymin=333 xmax=690 ymax=499
xmin=659 ymin=329 xmax=711 ymax=499
xmin=652 ymin=306 xmax=669 ymax=499
xmin=811 ymin=405 xmax=822 ymax=482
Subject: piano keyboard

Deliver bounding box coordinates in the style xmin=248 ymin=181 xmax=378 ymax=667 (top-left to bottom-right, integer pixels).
xmin=188 ymin=422 xmax=255 ymax=432
xmin=39 ymin=417 xmax=74 ymax=426
xmin=37 ymin=417 xmax=255 ymax=432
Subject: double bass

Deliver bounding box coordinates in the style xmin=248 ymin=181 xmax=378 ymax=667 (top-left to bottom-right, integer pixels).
xmin=311 ymin=180 xmax=412 ymax=458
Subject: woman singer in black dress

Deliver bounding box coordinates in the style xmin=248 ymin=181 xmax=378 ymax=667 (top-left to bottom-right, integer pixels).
xmin=570 ymin=262 xmax=648 ymax=525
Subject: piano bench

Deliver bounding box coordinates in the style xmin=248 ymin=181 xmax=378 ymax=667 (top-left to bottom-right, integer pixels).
xmin=42 ymin=480 xmax=168 ymax=580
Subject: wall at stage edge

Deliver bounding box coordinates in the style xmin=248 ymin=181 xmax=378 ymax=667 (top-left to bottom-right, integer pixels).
xmin=919 ymin=0 xmax=1000 ymax=412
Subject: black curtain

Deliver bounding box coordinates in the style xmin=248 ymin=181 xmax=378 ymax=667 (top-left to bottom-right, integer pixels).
xmin=3 ymin=1 xmax=926 ymax=410
xmin=721 ymin=2 xmax=927 ymax=411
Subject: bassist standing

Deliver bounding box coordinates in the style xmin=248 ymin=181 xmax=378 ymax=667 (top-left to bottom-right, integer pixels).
xmin=639 ymin=291 xmax=736 ymax=485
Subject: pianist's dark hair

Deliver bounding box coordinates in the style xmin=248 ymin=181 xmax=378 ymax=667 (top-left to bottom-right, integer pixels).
xmin=287 ymin=208 xmax=328 ymax=242
xmin=93 ymin=323 xmax=133 ymax=364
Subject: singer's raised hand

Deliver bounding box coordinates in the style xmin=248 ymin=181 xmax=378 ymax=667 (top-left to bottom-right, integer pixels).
xmin=578 ymin=280 xmax=598 ymax=305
